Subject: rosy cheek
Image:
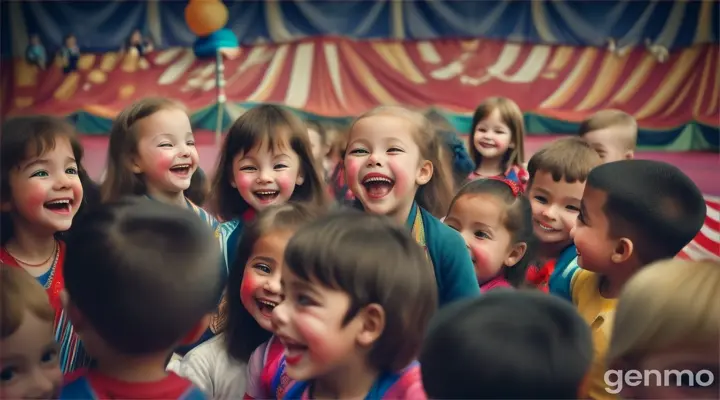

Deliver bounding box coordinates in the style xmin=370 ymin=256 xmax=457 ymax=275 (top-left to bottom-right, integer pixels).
xmin=388 ymin=159 xmax=411 ymax=191
xmin=23 ymin=184 xmax=49 ymax=211
xmin=276 ymin=174 xmax=295 ymax=195
xmin=239 ymin=271 xmax=258 ymax=309
xmin=234 ymin=173 xmax=254 ymax=193
xmin=470 ymin=245 xmax=492 ymax=272
xmin=343 ymin=159 xmax=362 ymax=186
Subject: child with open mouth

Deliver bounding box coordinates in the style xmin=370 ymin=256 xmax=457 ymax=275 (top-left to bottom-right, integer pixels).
xmin=344 ymin=106 xmax=479 ymax=306
xmin=169 ymin=203 xmax=320 ymax=400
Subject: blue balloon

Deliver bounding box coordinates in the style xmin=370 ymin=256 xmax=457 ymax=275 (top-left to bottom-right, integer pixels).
xmin=193 ymin=28 xmax=239 ymax=58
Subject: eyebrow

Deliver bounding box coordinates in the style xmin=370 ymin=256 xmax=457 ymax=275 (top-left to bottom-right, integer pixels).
xmin=250 ymin=256 xmax=276 ymax=264
xmin=22 ymin=157 xmax=76 ymax=172
xmin=288 ymin=279 xmax=322 ymax=297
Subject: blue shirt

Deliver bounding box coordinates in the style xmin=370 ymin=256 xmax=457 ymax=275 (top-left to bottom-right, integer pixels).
xmin=405 ymin=203 xmax=480 ymax=306
xmin=547 ymin=244 xmax=581 ymax=302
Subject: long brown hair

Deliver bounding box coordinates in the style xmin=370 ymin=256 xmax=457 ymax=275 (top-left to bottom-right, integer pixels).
xmin=209 ymin=105 xmax=326 ymax=222
xmin=101 ymin=97 xmax=185 ymax=202
xmin=469 ymin=97 xmax=526 ymax=171
xmin=350 ymin=106 xmax=454 ymax=218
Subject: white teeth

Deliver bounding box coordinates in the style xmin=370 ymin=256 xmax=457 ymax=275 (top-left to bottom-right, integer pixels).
xmin=363 ymin=177 xmax=392 ymax=184
xmin=255 ymin=191 xmax=278 ymax=196
xmin=536 ymin=221 xmax=556 ymax=231
xmin=46 ymin=200 xmax=70 ymax=205
xmin=258 ymin=300 xmax=278 ymax=308
xmin=171 ymin=164 xmax=190 ymax=169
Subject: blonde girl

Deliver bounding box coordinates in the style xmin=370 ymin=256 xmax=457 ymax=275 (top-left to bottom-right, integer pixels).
xmin=209 ymin=105 xmax=326 ymax=269
xmin=468 ymin=97 xmax=528 ymax=188
xmin=344 ymin=105 xmax=479 ymax=305
xmin=101 ymin=97 xmax=217 ymax=227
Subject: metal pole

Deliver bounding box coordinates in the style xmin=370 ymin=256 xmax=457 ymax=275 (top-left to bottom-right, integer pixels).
xmin=215 ymin=49 xmax=226 ymax=146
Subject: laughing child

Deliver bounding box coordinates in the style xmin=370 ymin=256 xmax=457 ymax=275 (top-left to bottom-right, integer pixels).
xmin=60 ymin=197 xmax=223 ymax=399
xmin=209 ymin=105 xmax=326 ymax=270
xmin=1 ymin=116 xmax=93 ymax=373
xmin=444 ymin=178 xmax=535 ymax=291
xmin=524 ymin=137 xmax=602 ymax=291
xmin=550 ymin=160 xmax=706 ymax=399
xmin=271 ymin=211 xmax=437 ymax=399
xmin=345 ymin=106 xmax=479 ymax=305
xmin=467 ymin=97 xmax=528 ymax=188
xmin=607 ymin=259 xmax=719 ymax=399
xmin=170 ymin=203 xmax=320 ymax=399
xmin=1 ymin=265 xmax=63 ymax=399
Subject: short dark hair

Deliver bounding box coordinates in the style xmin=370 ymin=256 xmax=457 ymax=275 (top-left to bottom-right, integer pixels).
xmin=64 ymin=196 xmax=223 ymax=355
xmin=285 ymin=211 xmax=437 ymax=371
xmin=528 ymin=137 xmax=602 ymax=185
xmin=224 ymin=202 xmax=321 ymax=363
xmin=420 ymin=290 xmax=593 ymax=399
xmin=587 ymin=159 xmax=706 ymax=265
xmin=184 ymin=167 xmax=209 ymax=206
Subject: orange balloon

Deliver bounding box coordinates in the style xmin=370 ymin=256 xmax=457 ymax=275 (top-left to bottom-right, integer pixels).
xmin=185 ymin=0 xmax=228 ymax=37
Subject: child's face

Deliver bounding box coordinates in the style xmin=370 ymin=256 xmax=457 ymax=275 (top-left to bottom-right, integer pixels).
xmin=0 ymin=311 xmax=62 ymax=399
xmin=240 ymin=230 xmax=291 ymax=332
xmin=571 ymin=185 xmax=617 ymax=273
xmin=583 ymin=129 xmax=632 ymax=163
xmin=132 ymin=108 xmax=199 ymax=195
xmin=345 ymin=115 xmax=432 ymax=219
xmin=528 ymin=170 xmax=584 ymax=247
xmin=232 ymin=139 xmax=304 ymax=212
xmin=472 ymin=108 xmax=514 ymax=162
xmin=445 ymin=193 xmax=525 ymax=281
xmin=272 ymin=267 xmax=368 ymax=381
xmin=624 ymin=343 xmax=719 ymax=399
xmin=6 ymin=137 xmax=84 ymax=234
xmin=65 ymin=36 xmax=76 ymax=48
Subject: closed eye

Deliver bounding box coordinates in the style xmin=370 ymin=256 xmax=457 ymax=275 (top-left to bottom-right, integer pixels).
xmin=566 ymin=205 xmax=580 ymax=212
xmin=158 ymin=143 xmax=172 ymax=147
xmin=387 ymin=147 xmax=404 ymax=153
xmin=348 ymin=148 xmax=368 ymax=155
xmin=186 ymin=140 xmax=195 ymax=146
xmin=240 ymin=166 xmax=257 ymax=172
xmin=274 ymin=163 xmax=289 ymax=169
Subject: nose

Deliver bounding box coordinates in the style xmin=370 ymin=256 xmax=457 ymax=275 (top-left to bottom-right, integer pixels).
xmin=366 ymin=151 xmax=384 ymax=167
xmin=271 ymin=300 xmax=288 ymax=330
xmin=29 ymin=368 xmax=58 ymax=399
xmin=257 ymin=167 xmax=273 ymax=183
xmin=265 ymin=273 xmax=282 ymax=295
xmin=541 ymin=204 xmax=557 ymax=220
xmin=53 ymin=172 xmax=72 ymax=190
xmin=177 ymin=142 xmax=191 ymax=157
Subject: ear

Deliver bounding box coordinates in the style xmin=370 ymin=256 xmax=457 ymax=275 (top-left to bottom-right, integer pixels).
xmin=129 ymin=156 xmax=143 ymax=174
xmin=611 ymin=237 xmax=634 ymax=264
xmin=179 ymin=313 xmax=212 ymax=345
xmin=504 ymin=242 xmax=527 ymax=267
xmin=355 ymin=303 xmax=385 ymax=348
xmin=416 ymin=160 xmax=433 ymax=186
xmin=295 ymin=171 xmax=305 ymax=186
xmin=61 ymin=290 xmax=88 ymax=333
xmin=624 ymin=150 xmax=635 ymax=160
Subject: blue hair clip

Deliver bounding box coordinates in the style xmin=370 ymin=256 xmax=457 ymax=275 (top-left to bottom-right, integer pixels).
xmin=444 ymin=133 xmax=474 ymax=174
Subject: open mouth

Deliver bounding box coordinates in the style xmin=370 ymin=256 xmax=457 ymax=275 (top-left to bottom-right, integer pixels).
xmin=169 ymin=164 xmax=192 ymax=177
xmin=534 ymin=219 xmax=559 ymax=233
xmin=253 ymin=190 xmax=280 ymax=203
xmin=479 ymin=142 xmax=496 ymax=149
xmin=44 ymin=199 xmax=73 ymax=214
xmin=279 ymin=335 xmax=308 ymax=365
xmin=362 ymin=173 xmax=395 ymax=199
xmin=255 ymin=298 xmax=278 ymax=317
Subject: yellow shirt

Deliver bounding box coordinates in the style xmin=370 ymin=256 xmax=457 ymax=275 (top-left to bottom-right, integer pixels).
xmin=571 ymin=270 xmax=618 ymax=400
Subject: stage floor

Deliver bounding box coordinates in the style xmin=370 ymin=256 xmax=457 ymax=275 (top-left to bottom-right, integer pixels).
xmin=80 ymin=133 xmax=719 ymax=195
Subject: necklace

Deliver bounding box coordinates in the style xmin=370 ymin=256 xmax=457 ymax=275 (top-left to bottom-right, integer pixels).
xmin=4 ymin=240 xmax=58 ymax=267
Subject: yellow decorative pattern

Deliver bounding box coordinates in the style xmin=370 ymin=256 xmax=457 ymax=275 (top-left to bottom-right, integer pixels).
xmin=662 ymin=71 xmax=698 ymax=118
xmin=635 ymin=47 xmax=701 ymax=120
xmin=341 ymin=42 xmax=398 ymax=105
xmin=118 ymin=85 xmax=135 ymax=100
xmin=88 ymin=70 xmax=107 ymax=85
xmin=546 ymin=46 xmax=574 ymax=73
xmin=247 ymin=45 xmax=289 ymax=103
xmin=14 ymin=97 xmax=34 ymax=108
xmin=15 ymin=60 xmax=38 ymax=88
xmin=53 ymin=73 xmax=80 ymax=101
xmin=693 ymin=49 xmax=714 ymax=118
xmin=100 ymin=53 xmax=119 ymax=72
xmin=77 ymin=55 xmax=96 ymax=71
xmin=121 ymin=50 xmax=139 ymax=73
xmin=371 ymin=42 xmax=426 ymax=84
xmin=610 ymin=55 xmax=656 ymax=105
xmin=707 ymin=48 xmax=719 ymax=115
xmin=540 ymin=47 xmax=598 ymax=109
xmin=577 ymin=53 xmax=628 ymax=111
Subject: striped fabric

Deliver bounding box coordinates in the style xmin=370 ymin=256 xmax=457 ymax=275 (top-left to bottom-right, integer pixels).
xmin=55 ymin=308 xmax=90 ymax=373
xmin=677 ymin=195 xmax=720 ymax=262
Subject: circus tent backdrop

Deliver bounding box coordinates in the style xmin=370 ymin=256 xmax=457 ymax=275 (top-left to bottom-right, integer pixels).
xmin=2 ymin=0 xmax=718 ymax=151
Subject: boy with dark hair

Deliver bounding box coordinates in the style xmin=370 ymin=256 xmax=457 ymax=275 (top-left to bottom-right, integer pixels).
xmin=524 ymin=137 xmax=602 ymax=290
xmin=578 ymin=109 xmax=637 ymax=163
xmin=270 ymin=211 xmax=437 ymax=399
xmin=550 ymin=159 xmax=706 ymax=400
xmin=60 ymin=197 xmax=223 ymax=399
xmin=420 ymin=290 xmax=593 ymax=399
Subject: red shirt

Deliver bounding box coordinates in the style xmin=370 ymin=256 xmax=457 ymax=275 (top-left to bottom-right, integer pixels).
xmin=62 ymin=369 xmax=201 ymax=399
xmin=0 ymin=241 xmax=66 ymax=312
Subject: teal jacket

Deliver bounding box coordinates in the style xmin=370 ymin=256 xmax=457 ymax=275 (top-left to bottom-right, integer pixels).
xmin=405 ymin=203 xmax=480 ymax=306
